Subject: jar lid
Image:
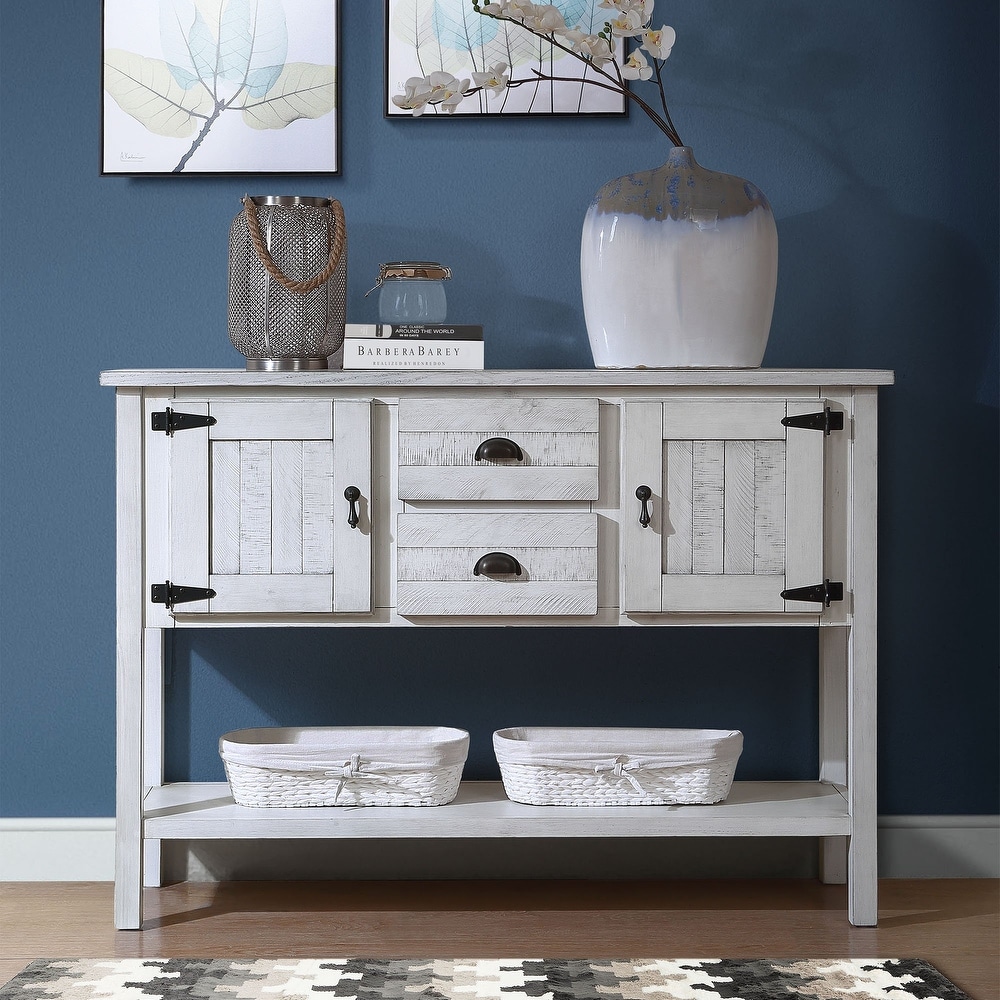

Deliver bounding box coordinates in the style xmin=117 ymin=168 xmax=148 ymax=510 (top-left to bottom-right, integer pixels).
xmin=366 ymin=261 xmax=452 ymax=296
xmin=247 ymin=195 xmax=334 ymax=208
xmin=378 ymin=261 xmax=452 ymax=281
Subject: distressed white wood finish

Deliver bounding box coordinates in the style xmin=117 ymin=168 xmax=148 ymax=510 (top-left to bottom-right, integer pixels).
xmin=210 ymin=441 xmax=241 ymax=575
xmin=331 ymin=400 xmax=373 ymax=613
xmin=399 ymin=397 xmax=599 ymax=501
xmin=143 ymin=393 xmax=172 ymax=628
xmin=209 ymin=399 xmax=333 ymax=439
xmin=169 ymin=399 xmax=372 ymax=616
xmin=399 ymin=467 xmax=598 ymax=501
xmin=620 ymin=402 xmax=662 ymax=612
xmin=754 ymin=441 xmax=786 ymax=574
xmin=397 ymin=580 xmax=597 ymax=616
xmin=782 ymin=400 xmax=827 ymax=611
xmin=723 ymin=441 xmax=756 ymax=574
xmin=398 ymin=547 xmax=596 ymax=581
xmin=399 ymin=397 xmax=599 ymax=432
xmin=141 ymin=628 xmax=165 ymax=890
xmin=239 ymin=440 xmax=272 ymax=575
xmin=817 ymin=390 xmax=853 ymax=884
xmin=302 ymin=441 xmax=334 ymax=575
xmin=101 ymin=368 xmax=895 ymax=387
xmin=691 ymin=441 xmax=725 ymax=574
xmin=398 ymin=512 xmax=596 ymax=548
xmin=144 ymin=781 xmax=851 ymax=839
xmin=644 ymin=398 xmax=826 ymax=614
xmin=662 ymin=398 xmax=787 ymax=440
xmin=847 ymin=387 xmax=880 ymax=926
xmin=114 ymin=388 xmax=144 ymax=930
xmin=106 ymin=369 xmax=891 ymax=929
xmin=399 ymin=431 xmax=598 ymax=467
xmin=271 ymin=441 xmax=303 ymax=574
xmin=209 ymin=575 xmax=334 ymax=614
xmin=662 ymin=575 xmax=786 ymax=613
xmin=397 ymin=512 xmax=597 ymax=615
xmin=664 ymin=440 xmax=693 ymax=575
xmin=168 ymin=402 xmax=211 ymax=613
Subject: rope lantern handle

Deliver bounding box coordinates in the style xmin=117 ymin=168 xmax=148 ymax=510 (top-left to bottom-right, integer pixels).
xmin=242 ymin=195 xmax=346 ymax=295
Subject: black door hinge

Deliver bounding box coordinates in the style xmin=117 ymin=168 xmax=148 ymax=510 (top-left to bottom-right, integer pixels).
xmin=151 ymin=407 xmax=217 ymax=435
xmin=781 ymin=406 xmax=845 ymax=435
xmin=780 ymin=579 xmax=844 ymax=606
xmin=151 ymin=581 xmax=216 ymax=610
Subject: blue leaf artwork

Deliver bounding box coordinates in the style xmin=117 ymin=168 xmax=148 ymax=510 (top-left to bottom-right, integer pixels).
xmin=103 ymin=0 xmax=339 ymax=173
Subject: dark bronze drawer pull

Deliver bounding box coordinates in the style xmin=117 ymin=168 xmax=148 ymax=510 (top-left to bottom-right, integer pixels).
xmin=344 ymin=486 xmax=361 ymax=529
xmin=635 ymin=485 xmax=652 ymax=528
xmin=474 ymin=437 xmax=524 ymax=462
xmin=473 ymin=552 xmax=522 ymax=577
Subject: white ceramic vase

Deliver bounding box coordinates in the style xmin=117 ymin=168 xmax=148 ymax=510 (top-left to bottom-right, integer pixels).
xmin=581 ymin=147 xmax=778 ymax=368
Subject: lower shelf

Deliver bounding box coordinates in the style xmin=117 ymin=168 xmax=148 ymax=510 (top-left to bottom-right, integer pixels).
xmin=144 ymin=780 xmax=850 ymax=840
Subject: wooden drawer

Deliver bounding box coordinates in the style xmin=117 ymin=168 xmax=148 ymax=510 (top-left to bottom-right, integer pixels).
xmin=396 ymin=512 xmax=597 ymax=616
xmin=397 ymin=397 xmax=599 ymax=501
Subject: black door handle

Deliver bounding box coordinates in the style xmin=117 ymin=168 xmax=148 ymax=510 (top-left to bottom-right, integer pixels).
xmin=636 ymin=485 xmax=652 ymax=528
xmin=344 ymin=486 xmax=361 ymax=529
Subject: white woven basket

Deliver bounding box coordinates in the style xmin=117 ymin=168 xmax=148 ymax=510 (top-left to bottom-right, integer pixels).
xmin=494 ymin=727 xmax=743 ymax=806
xmin=220 ymin=726 xmax=469 ymax=807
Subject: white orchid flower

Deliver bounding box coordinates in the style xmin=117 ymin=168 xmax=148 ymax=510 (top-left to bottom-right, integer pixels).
xmin=424 ymin=71 xmax=471 ymax=108
xmin=585 ymin=35 xmax=615 ymax=66
xmin=641 ymin=24 xmax=675 ymax=59
xmin=393 ymin=72 xmax=471 ymax=115
xmin=481 ymin=2 xmax=505 ymax=13
xmin=559 ymin=29 xmax=614 ymax=65
xmin=440 ymin=85 xmax=470 ymax=113
xmin=472 ymin=61 xmax=510 ymax=96
xmin=632 ymin=0 xmax=654 ymax=22
xmin=392 ymin=76 xmax=434 ymax=115
xmin=622 ymin=48 xmax=652 ymax=80
xmin=608 ymin=9 xmax=645 ymax=37
xmin=504 ymin=0 xmax=537 ymax=24
xmin=524 ymin=4 xmax=566 ymax=32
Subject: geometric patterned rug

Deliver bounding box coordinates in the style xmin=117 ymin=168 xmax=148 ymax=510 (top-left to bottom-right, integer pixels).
xmin=0 ymin=958 xmax=972 ymax=1000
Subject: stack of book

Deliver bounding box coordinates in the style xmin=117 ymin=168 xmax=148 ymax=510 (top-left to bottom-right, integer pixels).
xmin=342 ymin=324 xmax=484 ymax=370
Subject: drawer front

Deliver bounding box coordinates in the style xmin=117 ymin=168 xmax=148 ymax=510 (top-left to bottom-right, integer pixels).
xmin=398 ymin=397 xmax=599 ymax=501
xmin=397 ymin=512 xmax=597 ymax=616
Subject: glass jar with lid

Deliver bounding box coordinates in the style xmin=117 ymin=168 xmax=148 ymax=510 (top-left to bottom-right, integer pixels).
xmin=368 ymin=261 xmax=451 ymax=324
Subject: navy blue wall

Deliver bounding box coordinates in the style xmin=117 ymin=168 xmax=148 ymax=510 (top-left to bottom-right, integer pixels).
xmin=1 ymin=2 xmax=997 ymax=818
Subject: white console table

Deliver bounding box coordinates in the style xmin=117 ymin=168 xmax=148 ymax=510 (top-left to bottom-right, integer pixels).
xmin=102 ymin=367 xmax=893 ymax=929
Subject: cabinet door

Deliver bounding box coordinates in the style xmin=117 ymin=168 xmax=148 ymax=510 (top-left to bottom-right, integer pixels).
xmin=621 ymin=398 xmax=828 ymax=613
xmin=167 ymin=398 xmax=372 ymax=614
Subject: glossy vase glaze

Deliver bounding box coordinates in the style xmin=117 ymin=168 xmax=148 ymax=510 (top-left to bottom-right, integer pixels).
xmin=581 ymin=147 xmax=778 ymax=368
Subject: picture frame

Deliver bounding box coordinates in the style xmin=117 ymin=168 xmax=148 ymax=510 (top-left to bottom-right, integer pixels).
xmin=102 ymin=0 xmax=341 ymax=175
xmin=384 ymin=0 xmax=628 ymax=119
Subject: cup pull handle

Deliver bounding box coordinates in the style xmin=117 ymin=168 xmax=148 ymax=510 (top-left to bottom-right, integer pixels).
xmin=474 ymin=437 xmax=524 ymax=462
xmin=473 ymin=552 xmax=522 ymax=577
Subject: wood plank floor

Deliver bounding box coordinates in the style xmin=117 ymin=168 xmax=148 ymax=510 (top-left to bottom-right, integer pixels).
xmin=1 ymin=880 xmax=997 ymax=998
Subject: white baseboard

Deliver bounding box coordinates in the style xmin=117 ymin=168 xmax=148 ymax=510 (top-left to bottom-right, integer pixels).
xmin=0 ymin=818 xmax=116 ymax=881
xmin=2 ymin=815 xmax=996 ymax=881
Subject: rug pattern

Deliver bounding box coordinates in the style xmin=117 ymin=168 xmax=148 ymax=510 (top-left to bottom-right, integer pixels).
xmin=0 ymin=958 xmax=971 ymax=1000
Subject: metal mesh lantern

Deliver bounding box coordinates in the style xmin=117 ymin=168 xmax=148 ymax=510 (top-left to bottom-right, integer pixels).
xmin=228 ymin=196 xmax=347 ymax=370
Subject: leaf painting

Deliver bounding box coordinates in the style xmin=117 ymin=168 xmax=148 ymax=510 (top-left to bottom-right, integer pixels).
xmin=103 ymin=0 xmax=339 ymax=173
xmin=386 ymin=0 xmax=625 ymax=116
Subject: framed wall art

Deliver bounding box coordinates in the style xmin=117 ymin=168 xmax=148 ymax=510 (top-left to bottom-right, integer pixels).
xmin=384 ymin=0 xmax=628 ymax=118
xmin=102 ymin=0 xmax=341 ymax=175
